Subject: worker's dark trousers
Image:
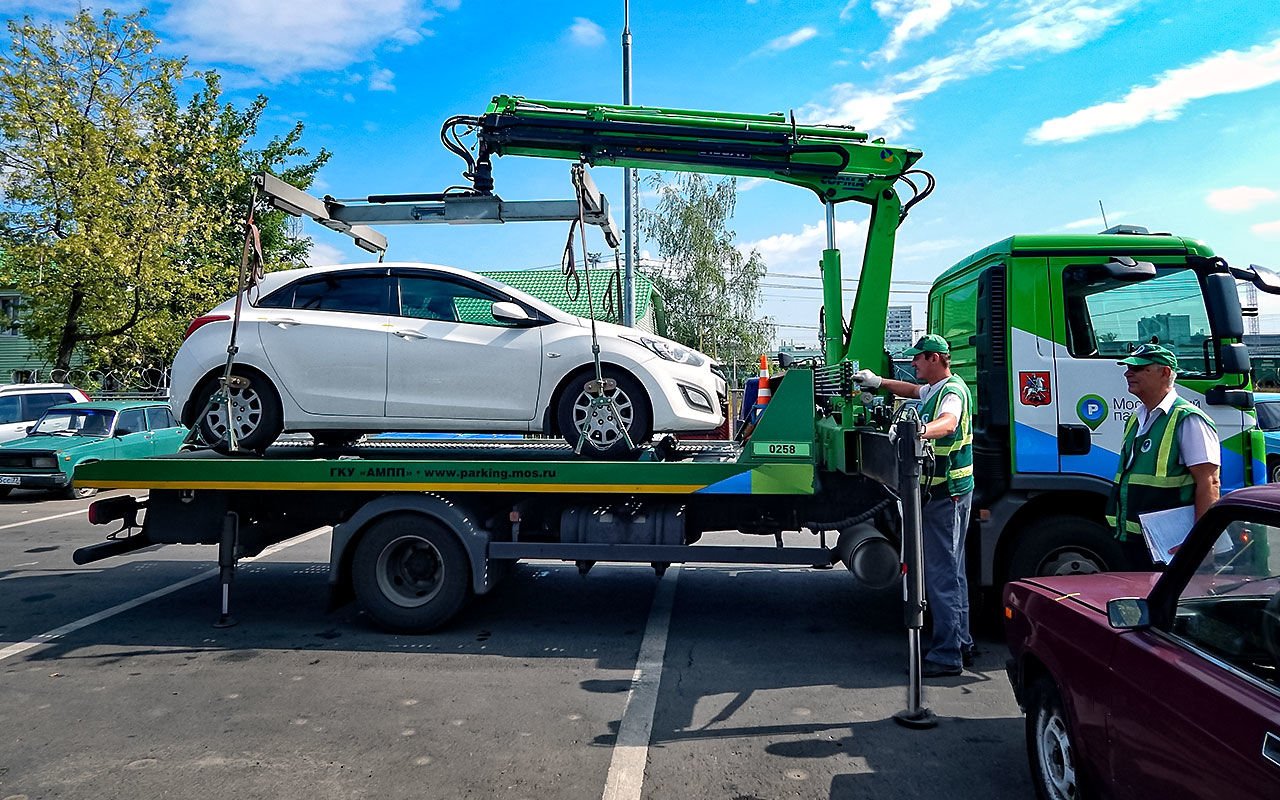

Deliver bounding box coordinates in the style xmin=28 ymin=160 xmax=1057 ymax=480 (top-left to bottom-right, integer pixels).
xmin=921 ymin=491 xmax=974 ymax=669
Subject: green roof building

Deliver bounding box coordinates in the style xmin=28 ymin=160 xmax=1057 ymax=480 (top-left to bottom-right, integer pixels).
xmin=480 ymin=268 xmax=667 ymax=336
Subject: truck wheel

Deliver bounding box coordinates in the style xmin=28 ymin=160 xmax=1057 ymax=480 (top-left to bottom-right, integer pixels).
xmin=1268 ymin=456 xmax=1280 ymax=484
xmin=1026 ymin=676 xmax=1091 ymax=800
xmin=351 ymin=514 xmax=471 ymax=633
xmin=192 ymin=371 xmax=283 ymax=453
xmin=1007 ymin=516 xmax=1123 ymax=580
xmin=556 ymin=367 xmax=651 ymax=459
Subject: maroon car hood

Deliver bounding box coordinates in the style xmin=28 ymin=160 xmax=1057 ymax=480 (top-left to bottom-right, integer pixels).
xmin=1015 ymin=572 xmax=1162 ymax=614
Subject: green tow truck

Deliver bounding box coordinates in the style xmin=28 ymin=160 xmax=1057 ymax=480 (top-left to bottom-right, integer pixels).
xmin=72 ymin=95 xmax=1278 ymax=635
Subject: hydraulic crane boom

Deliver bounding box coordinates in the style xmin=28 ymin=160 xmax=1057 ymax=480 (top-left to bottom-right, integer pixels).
xmin=443 ymin=95 xmax=932 ymax=373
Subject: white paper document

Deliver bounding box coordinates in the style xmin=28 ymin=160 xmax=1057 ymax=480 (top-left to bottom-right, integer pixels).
xmin=1139 ymin=505 xmax=1196 ymax=564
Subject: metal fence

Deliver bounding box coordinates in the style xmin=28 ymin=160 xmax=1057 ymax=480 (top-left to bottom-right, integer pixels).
xmin=15 ymin=366 xmax=172 ymax=400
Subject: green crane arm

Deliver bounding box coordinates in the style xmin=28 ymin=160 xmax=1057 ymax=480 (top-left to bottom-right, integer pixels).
xmin=445 ymin=94 xmax=930 ymax=369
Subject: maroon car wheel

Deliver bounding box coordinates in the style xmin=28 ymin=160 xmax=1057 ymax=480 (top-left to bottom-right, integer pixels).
xmin=1027 ymin=677 xmax=1090 ymax=800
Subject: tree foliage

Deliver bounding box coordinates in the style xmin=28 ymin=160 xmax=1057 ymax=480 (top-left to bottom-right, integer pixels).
xmin=0 ymin=9 xmax=328 ymax=372
xmin=640 ymin=173 xmax=772 ymax=366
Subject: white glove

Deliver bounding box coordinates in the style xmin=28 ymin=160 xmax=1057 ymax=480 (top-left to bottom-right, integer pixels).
xmin=853 ymin=369 xmax=882 ymax=389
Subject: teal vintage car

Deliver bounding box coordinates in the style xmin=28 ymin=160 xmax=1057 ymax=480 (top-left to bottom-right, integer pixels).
xmin=0 ymin=401 xmax=186 ymax=500
xmin=1256 ymin=392 xmax=1280 ymax=483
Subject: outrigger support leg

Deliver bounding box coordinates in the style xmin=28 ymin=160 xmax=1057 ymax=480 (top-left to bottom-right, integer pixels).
xmin=893 ymin=417 xmax=937 ymax=730
xmin=213 ymin=512 xmax=239 ymax=629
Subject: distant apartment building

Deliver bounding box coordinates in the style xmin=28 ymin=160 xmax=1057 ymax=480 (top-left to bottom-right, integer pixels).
xmin=885 ymin=305 xmax=913 ymax=355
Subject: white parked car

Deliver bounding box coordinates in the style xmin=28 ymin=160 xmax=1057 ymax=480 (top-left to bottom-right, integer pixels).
xmin=0 ymin=384 xmax=91 ymax=444
xmin=170 ymin=263 xmax=726 ymax=457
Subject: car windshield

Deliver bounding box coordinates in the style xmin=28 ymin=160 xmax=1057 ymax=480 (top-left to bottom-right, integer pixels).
xmin=1256 ymin=401 xmax=1280 ymax=431
xmin=1180 ymin=519 xmax=1280 ymax=600
xmin=30 ymin=409 xmax=115 ymax=437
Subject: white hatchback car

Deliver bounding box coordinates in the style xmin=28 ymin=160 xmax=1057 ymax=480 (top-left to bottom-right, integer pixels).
xmin=170 ymin=262 xmax=726 ymax=456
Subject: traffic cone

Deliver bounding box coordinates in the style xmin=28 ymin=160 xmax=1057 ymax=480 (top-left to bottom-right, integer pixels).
xmin=756 ymin=355 xmax=772 ymax=408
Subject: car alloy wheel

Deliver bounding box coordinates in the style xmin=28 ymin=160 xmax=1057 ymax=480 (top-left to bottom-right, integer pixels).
xmin=204 ymin=383 xmax=265 ymax=444
xmin=571 ymin=382 xmax=636 ymax=451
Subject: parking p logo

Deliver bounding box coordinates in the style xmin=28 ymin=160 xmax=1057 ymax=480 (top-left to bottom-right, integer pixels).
xmin=1077 ymin=395 xmax=1107 ymax=431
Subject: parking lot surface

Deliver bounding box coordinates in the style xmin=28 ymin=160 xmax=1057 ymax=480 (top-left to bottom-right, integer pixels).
xmin=1 ymin=490 xmax=1031 ymax=799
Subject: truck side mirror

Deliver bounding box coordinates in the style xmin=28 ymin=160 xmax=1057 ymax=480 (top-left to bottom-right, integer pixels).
xmin=1203 ymin=273 xmax=1245 ymax=339
xmin=1220 ymin=342 xmax=1250 ymax=374
xmin=1229 ymin=263 xmax=1280 ymax=295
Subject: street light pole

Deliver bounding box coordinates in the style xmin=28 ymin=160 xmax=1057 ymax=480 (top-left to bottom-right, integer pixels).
xmin=621 ymin=0 xmax=636 ymax=327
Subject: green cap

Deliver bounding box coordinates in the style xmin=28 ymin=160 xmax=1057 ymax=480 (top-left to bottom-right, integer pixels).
xmin=1118 ymin=342 xmax=1178 ymax=370
xmin=903 ymin=334 xmax=950 ymax=356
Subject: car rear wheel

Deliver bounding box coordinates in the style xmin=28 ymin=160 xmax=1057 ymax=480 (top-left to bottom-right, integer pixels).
xmin=192 ymin=371 xmax=283 ymax=453
xmin=1007 ymin=516 xmax=1124 ymax=580
xmin=556 ymin=367 xmax=651 ymax=459
xmin=1027 ymin=676 xmax=1090 ymax=800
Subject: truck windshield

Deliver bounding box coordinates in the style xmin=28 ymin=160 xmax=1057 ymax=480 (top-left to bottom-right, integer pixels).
xmin=1063 ymin=267 xmax=1215 ymax=377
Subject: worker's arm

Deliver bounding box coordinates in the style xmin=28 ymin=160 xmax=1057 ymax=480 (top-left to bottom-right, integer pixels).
xmin=878 ymin=377 xmax=923 ymax=400
xmin=923 ymin=412 xmax=958 ymax=440
xmin=1189 ymin=462 xmax=1220 ymax=520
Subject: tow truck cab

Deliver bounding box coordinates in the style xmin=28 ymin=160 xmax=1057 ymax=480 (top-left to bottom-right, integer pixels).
xmin=927 ymin=230 xmax=1265 ymax=587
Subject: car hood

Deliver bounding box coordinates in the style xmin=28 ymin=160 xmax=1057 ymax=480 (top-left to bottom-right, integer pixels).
xmin=0 ymin=435 xmax=103 ymax=452
xmin=1014 ymin=572 xmax=1163 ymax=614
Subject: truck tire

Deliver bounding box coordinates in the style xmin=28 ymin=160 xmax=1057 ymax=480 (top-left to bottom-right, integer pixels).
xmin=1007 ymin=516 xmax=1123 ymax=581
xmin=556 ymin=367 xmax=651 ymax=459
xmin=1026 ymin=676 xmax=1093 ymax=800
xmin=351 ymin=513 xmax=471 ymax=633
xmin=1269 ymin=456 xmax=1280 ymax=485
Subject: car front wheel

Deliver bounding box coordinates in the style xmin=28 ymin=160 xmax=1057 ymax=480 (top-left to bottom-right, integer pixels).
xmin=192 ymin=371 xmax=283 ymax=453
xmin=556 ymin=367 xmax=651 ymax=459
xmin=1027 ymin=676 xmax=1090 ymax=800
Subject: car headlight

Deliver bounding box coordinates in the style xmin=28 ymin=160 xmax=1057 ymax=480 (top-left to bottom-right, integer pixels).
xmin=31 ymin=456 xmax=57 ymax=469
xmin=620 ymin=335 xmax=706 ymax=367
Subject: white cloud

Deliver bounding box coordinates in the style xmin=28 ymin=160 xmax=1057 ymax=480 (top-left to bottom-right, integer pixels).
xmin=567 ymin=17 xmax=605 ymax=47
xmin=159 ymin=0 xmax=446 ymax=82
xmin=1031 ymin=37 xmax=1280 ymax=143
xmin=1252 ymin=220 xmax=1280 ymax=240
xmin=756 ymin=26 xmax=819 ymax=56
xmin=872 ymin=0 xmax=972 ymax=63
xmin=743 ymin=218 xmax=867 ymax=270
xmin=368 ymin=67 xmax=396 ymax=92
xmin=839 ymin=1 xmax=860 ymax=22
xmin=305 ymin=241 xmax=348 ymax=266
xmin=806 ymin=1 xmax=1137 ymax=136
xmin=1207 ymin=186 xmax=1279 ymax=213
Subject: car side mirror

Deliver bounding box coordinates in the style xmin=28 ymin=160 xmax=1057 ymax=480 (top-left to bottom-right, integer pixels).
xmin=25 ymin=426 xmax=33 ymax=434
xmin=491 ymin=301 xmax=532 ymax=324
xmin=1106 ymin=597 xmax=1150 ymax=629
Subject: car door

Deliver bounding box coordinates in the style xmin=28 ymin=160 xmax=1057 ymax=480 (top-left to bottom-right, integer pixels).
xmin=385 ymin=271 xmax=543 ymax=422
xmin=112 ymin=408 xmax=155 ymax=458
xmin=145 ymin=406 xmax=186 ymax=453
xmin=1104 ymin=516 xmax=1280 ymax=798
xmin=255 ymin=269 xmax=391 ymax=417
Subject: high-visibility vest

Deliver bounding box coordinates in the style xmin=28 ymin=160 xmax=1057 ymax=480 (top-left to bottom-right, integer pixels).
xmin=920 ymin=374 xmax=973 ymax=496
xmin=1104 ymin=397 xmax=1216 ymax=542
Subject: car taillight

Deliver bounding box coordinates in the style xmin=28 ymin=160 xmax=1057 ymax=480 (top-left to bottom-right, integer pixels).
xmin=184 ymin=314 xmax=230 ymax=340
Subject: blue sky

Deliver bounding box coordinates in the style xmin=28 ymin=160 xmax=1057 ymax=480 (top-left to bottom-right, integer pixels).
xmin=8 ymin=0 xmax=1280 ymax=345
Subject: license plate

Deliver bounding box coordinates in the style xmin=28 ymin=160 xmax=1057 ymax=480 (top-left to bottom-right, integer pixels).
xmin=0 ymin=476 xmax=20 ymax=485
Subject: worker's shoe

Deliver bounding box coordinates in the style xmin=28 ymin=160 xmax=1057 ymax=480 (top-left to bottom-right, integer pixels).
xmin=961 ymin=645 xmax=982 ymax=668
xmin=921 ymin=661 xmax=963 ymax=679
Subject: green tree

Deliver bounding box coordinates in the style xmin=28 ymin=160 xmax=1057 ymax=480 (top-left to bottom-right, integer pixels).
xmin=0 ymin=9 xmax=328 ymax=374
xmin=640 ymin=173 xmax=772 ymax=367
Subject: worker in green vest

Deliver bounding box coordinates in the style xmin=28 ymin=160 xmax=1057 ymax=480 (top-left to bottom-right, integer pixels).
xmin=854 ymin=334 xmax=975 ymax=678
xmin=1105 ymin=343 xmax=1220 ymax=569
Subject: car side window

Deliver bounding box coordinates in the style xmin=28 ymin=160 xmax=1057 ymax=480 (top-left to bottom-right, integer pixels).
xmin=116 ymin=409 xmax=146 ymax=435
xmin=145 ymin=407 xmax=177 ymax=430
xmin=23 ymin=393 xmax=72 ymax=420
xmin=271 ymin=274 xmax=391 ymax=315
xmin=396 ymin=275 xmax=522 ymax=328
xmin=0 ymin=395 xmax=20 ymax=424
xmin=1171 ymin=519 xmax=1280 ymax=689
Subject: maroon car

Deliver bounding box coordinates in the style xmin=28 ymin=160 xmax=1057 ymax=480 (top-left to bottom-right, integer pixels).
xmin=1005 ymin=485 xmax=1280 ymax=799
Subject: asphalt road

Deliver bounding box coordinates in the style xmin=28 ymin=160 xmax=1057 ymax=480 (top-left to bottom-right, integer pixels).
xmin=0 ymin=488 xmax=1033 ymax=800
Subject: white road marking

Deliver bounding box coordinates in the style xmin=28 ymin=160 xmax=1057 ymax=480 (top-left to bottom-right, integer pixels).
xmin=0 ymin=527 xmax=330 ymax=664
xmin=0 ymin=494 xmax=148 ymax=533
xmin=601 ymin=566 xmax=680 ymax=800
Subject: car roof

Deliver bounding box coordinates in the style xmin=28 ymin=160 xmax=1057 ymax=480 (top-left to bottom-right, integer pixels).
xmin=47 ymin=400 xmax=166 ymax=412
xmin=233 ymin=262 xmax=573 ymax=321
xmin=0 ymin=383 xmax=81 ymax=394
xmin=1216 ymin=484 xmax=1280 ymax=514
